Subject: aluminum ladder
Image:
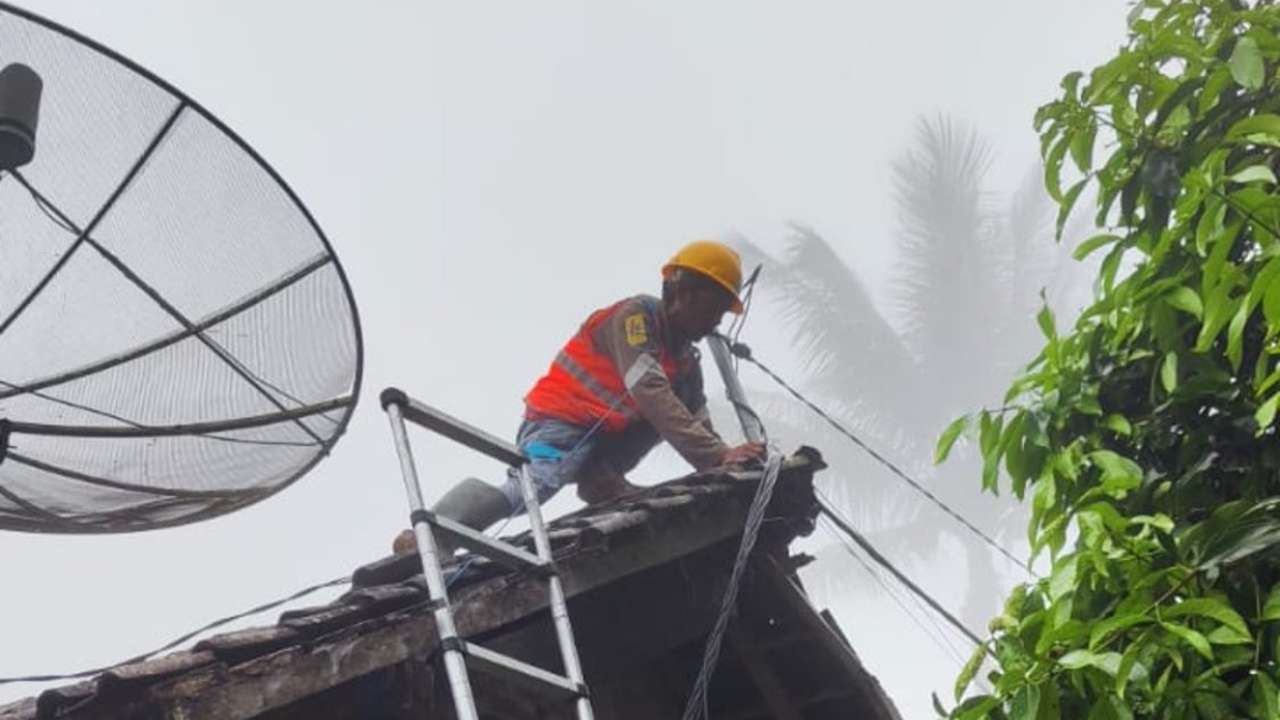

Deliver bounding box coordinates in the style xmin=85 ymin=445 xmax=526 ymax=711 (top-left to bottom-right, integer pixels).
xmin=380 ymin=387 xmax=595 ymax=720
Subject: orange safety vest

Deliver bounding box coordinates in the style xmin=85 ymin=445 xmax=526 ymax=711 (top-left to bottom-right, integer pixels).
xmin=524 ymin=298 xmax=687 ymax=432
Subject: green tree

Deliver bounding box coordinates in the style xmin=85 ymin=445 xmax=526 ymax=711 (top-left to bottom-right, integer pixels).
xmin=942 ymin=2 xmax=1280 ymax=717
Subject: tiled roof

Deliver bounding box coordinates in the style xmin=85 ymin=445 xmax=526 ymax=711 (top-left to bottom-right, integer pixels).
xmin=1 ymin=448 xmax=900 ymax=719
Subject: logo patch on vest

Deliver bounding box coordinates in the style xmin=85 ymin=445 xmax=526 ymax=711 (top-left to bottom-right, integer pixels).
xmin=624 ymin=314 xmax=648 ymax=347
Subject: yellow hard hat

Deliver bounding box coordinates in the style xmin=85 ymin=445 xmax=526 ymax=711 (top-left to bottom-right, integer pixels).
xmin=662 ymin=240 xmax=744 ymax=314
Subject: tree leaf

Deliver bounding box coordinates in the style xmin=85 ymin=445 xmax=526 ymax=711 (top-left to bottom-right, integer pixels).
xmin=1161 ymin=352 xmax=1178 ymax=393
xmin=1252 ymin=673 xmax=1279 ymax=720
xmin=1087 ymin=695 xmax=1135 ymax=720
xmin=1089 ymin=450 xmax=1143 ymax=493
xmin=1257 ymin=392 xmax=1280 ymax=433
xmin=1057 ymin=179 xmax=1088 ymax=242
xmin=935 ymin=415 xmax=969 ymax=464
xmin=1115 ymin=638 xmax=1147 ymax=698
xmin=1037 ymin=304 xmax=1057 ymax=341
xmin=1206 ymin=625 xmax=1252 ymax=645
xmin=955 ymin=696 xmax=1001 ymax=720
xmin=1058 ymin=648 xmax=1098 ymax=669
xmin=1196 ymin=284 xmax=1239 ymax=353
xmin=1089 ymin=612 xmax=1151 ymax=650
xmin=954 ymin=640 xmax=988 ymax=701
xmin=1227 ymin=293 xmax=1252 ymax=371
xmin=1103 ymin=414 xmax=1133 ymax=436
xmin=1192 ymin=685 xmax=1236 ymax=719
xmin=1009 ymin=684 xmax=1042 ymax=720
xmin=1263 ymin=583 xmax=1280 ymax=621
xmin=1229 ymin=37 xmax=1265 ymax=91
xmin=1163 ymin=597 xmax=1251 ymax=637
xmin=932 ymin=692 xmax=948 ymax=718
xmin=1265 ymin=269 xmax=1280 ymax=332
xmin=1044 ymin=135 xmax=1070 ymax=201
xmin=1036 ymin=681 xmax=1061 ymax=720
xmin=1229 ymin=164 xmax=1278 ymax=185
xmin=1227 ymin=114 xmax=1280 ymax=144
xmin=1049 ymin=555 xmax=1079 ymax=601
xmin=1166 ymin=286 xmax=1204 ymax=318
xmin=1085 ymin=51 xmax=1140 ymax=104
xmin=1060 ymin=649 xmax=1130 ymax=679
xmin=1190 ymin=506 xmax=1280 ymax=570
xmin=1073 ymin=233 xmax=1122 ymax=261
xmin=1160 ymin=621 xmax=1214 ymax=660
xmin=1071 ymin=120 xmax=1098 ymax=174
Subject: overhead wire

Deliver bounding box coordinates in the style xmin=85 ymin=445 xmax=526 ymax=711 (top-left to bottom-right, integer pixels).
xmin=815 ymin=489 xmax=988 ymax=651
xmin=718 ymin=335 xmax=1037 ymax=578
xmin=0 ymin=575 xmax=350 ymax=685
xmin=816 ymin=513 xmax=971 ymax=672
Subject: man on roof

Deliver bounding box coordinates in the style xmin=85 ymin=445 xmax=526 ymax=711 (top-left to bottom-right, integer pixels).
xmin=394 ymin=240 xmax=766 ymax=552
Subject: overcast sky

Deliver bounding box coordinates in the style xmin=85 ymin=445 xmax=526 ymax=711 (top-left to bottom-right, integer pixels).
xmin=1 ymin=2 xmax=1129 ymax=717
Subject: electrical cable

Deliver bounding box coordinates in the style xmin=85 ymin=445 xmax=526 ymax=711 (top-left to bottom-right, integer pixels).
xmin=817 ymin=514 xmax=970 ymax=671
xmin=0 ymin=575 xmax=350 ymax=685
xmin=815 ymin=490 xmax=988 ymax=651
xmin=719 ymin=336 xmax=1037 ymax=578
xmin=680 ymin=451 xmax=785 ymax=720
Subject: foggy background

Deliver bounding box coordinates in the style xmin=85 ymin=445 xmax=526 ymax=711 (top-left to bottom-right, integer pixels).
xmin=1 ymin=2 xmax=1127 ymax=717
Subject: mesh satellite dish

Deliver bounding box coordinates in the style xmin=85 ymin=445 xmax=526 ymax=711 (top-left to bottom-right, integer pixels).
xmin=0 ymin=4 xmax=363 ymax=533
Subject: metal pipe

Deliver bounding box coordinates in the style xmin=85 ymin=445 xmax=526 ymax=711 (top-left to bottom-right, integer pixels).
xmin=385 ymin=403 xmax=479 ymax=720
xmin=706 ymin=334 xmax=765 ymax=444
xmin=516 ymin=463 xmax=594 ymax=720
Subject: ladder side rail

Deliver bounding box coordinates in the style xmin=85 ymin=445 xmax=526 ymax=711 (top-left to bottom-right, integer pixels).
xmin=384 ymin=401 xmax=481 ymax=720
xmin=382 ymin=387 xmax=597 ymax=716
xmin=516 ymin=462 xmax=595 ymax=720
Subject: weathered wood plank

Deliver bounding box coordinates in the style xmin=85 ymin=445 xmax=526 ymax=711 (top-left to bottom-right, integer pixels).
xmin=728 ymin=628 xmax=802 ymax=720
xmin=759 ymin=555 xmax=903 ymax=720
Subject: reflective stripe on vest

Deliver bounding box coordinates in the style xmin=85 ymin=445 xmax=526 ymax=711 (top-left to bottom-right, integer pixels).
xmin=552 ymin=350 xmax=638 ymax=422
xmin=524 ymin=298 xmax=683 ymax=432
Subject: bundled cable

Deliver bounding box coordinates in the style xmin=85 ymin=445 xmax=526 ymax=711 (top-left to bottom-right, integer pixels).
xmin=680 ymin=450 xmax=785 ymax=720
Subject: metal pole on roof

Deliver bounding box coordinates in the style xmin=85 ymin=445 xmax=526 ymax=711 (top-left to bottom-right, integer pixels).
xmin=706 ymin=334 xmax=765 ymax=445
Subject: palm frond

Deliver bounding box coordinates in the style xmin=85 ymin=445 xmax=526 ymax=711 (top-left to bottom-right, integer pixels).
xmin=731 ymin=227 xmax=920 ymax=436
xmin=889 ymin=116 xmax=1010 ymax=419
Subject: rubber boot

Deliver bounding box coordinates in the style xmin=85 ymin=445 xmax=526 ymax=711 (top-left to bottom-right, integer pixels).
xmin=391 ymin=477 xmax=512 ymax=558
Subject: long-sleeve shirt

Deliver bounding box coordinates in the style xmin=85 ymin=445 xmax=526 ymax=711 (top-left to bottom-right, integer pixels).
xmin=591 ymin=295 xmax=728 ymax=470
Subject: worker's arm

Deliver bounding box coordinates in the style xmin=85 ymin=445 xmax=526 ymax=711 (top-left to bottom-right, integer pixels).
xmin=596 ymin=301 xmax=729 ymax=470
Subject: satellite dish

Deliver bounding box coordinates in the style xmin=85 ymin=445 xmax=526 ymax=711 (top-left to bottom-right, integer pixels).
xmin=0 ymin=3 xmax=363 ymax=533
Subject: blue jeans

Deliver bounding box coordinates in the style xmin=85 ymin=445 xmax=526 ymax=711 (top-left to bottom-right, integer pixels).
xmin=497 ymin=416 xmax=659 ymax=511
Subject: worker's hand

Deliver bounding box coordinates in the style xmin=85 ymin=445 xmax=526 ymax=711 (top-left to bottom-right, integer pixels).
xmin=721 ymin=441 xmax=766 ymax=466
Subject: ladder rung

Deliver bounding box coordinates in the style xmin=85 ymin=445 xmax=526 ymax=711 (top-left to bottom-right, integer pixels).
xmin=426 ymin=511 xmax=551 ymax=574
xmin=461 ymin=640 xmax=585 ymax=703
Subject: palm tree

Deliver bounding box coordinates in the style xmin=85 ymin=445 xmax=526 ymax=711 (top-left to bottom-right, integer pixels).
xmin=728 ymin=115 xmax=1093 ymax=631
